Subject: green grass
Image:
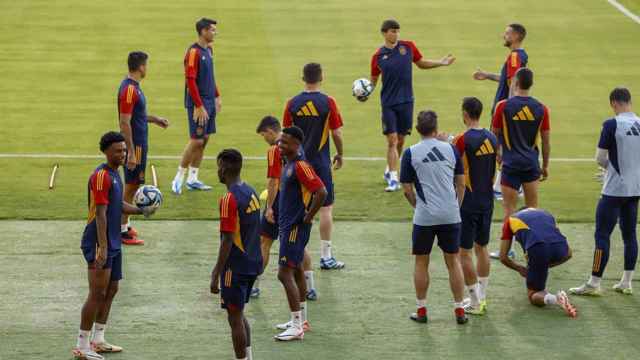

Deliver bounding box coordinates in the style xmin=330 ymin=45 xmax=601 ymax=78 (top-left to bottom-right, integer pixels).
xmin=2 ymin=221 xmax=640 ymax=359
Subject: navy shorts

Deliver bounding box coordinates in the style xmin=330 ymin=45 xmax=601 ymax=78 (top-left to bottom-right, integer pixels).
xmin=279 ymin=223 xmax=312 ymax=268
xmin=526 ymin=242 xmax=569 ymax=291
xmin=187 ymin=103 xmax=216 ymax=139
xmin=412 ymin=223 xmax=461 ymax=255
xmin=382 ymin=102 xmax=413 ymax=136
xmin=124 ymin=144 xmax=147 ymax=185
xmin=501 ymin=166 xmax=540 ymax=190
xmin=460 ymin=209 xmax=493 ymax=250
xmin=82 ymin=248 xmax=123 ymax=282
xmin=310 ymin=162 xmax=334 ymax=207
xmin=260 ymin=207 xmax=279 ymax=240
xmin=220 ymin=270 xmax=257 ymax=311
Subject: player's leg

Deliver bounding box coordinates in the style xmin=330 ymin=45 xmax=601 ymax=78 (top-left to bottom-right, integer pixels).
xmin=438 ymin=224 xmax=467 ymax=324
xmin=614 ymin=197 xmax=638 ymax=294
xmin=394 ymin=102 xmax=412 ymax=164
xmin=227 ymin=308 xmax=248 ymax=360
xmin=381 ymin=105 xmax=398 ymax=187
xmin=459 ymin=211 xmax=482 ymax=313
xmin=243 ymin=316 xmax=253 ymax=360
xmin=92 ymin=252 xmax=123 ymax=353
xmin=185 ymin=136 xmax=212 ymax=191
xmin=527 ymin=243 xmax=576 ymax=317
xmin=251 ymin=235 xmax=273 ymax=298
xmin=410 ymin=224 xmax=434 ymax=323
xmin=302 ymin=249 xmax=317 ymax=300
xmin=173 ymin=108 xmax=197 ymax=194
xmin=521 ymin=179 xmax=540 ymax=209
xmin=315 ymin=164 xmax=344 ymax=270
xmin=385 ymin=133 xmax=400 ymax=191
xmin=275 ymin=225 xmax=307 ymax=340
xmin=475 ymin=210 xmax=492 ymax=307
xmin=491 ymin=169 xmax=520 ymax=259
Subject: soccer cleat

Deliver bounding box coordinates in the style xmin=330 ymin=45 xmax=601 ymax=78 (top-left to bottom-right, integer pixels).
xmin=121 ymin=232 xmax=144 ymax=245
xmin=490 ymin=249 xmax=515 ymax=260
xmin=171 ymin=177 xmax=183 ymax=195
xmin=556 ymin=291 xmax=577 ymax=318
xmin=455 ymin=307 xmax=468 ymax=324
xmin=383 ymin=170 xmax=391 ymax=185
xmin=613 ymin=282 xmax=633 ymax=295
xmin=185 ymin=180 xmax=212 ymax=191
xmin=385 ymin=180 xmax=400 ymax=192
xmin=250 ymin=287 xmax=260 ymax=298
xmin=91 ymin=341 xmax=123 ymax=353
xmin=463 ymin=302 xmax=485 ymax=315
xmin=568 ymin=283 xmax=602 ymax=296
xmin=306 ymin=288 xmax=318 ymax=301
xmin=274 ymin=326 xmax=304 ymax=341
xmin=72 ymin=348 xmax=104 ymax=360
xmin=320 ymin=257 xmax=345 ymax=270
xmin=410 ymin=307 xmax=428 ymax=323
xmin=275 ymin=320 xmax=310 ymax=332
xmin=127 ymin=227 xmax=138 ymax=237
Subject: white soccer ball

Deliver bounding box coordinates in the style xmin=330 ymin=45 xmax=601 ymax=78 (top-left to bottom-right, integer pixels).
xmin=134 ymin=185 xmax=163 ymax=210
xmin=352 ymin=78 xmax=373 ymax=98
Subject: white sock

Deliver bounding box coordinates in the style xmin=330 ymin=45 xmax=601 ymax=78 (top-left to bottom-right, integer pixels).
xmin=246 ymin=346 xmax=253 ymax=360
xmin=478 ymin=277 xmax=489 ymax=301
xmin=493 ymin=172 xmax=502 ymax=192
xmin=300 ymin=301 xmax=307 ymax=322
xmin=92 ymin=322 xmax=106 ymax=344
xmin=588 ymin=275 xmax=602 ymax=288
xmin=175 ymin=166 xmax=187 ymax=181
xmin=320 ymin=240 xmax=332 ymax=260
xmin=120 ymin=224 xmax=127 ymax=233
xmin=304 ymin=271 xmax=315 ymax=290
xmin=453 ymin=301 xmax=464 ymax=310
xmin=416 ymin=298 xmax=426 ymax=308
xmin=467 ymin=283 xmax=481 ymax=306
xmin=187 ymin=166 xmax=199 ymax=183
xmin=389 ymin=171 xmax=398 ymax=182
xmin=77 ymin=329 xmax=91 ymax=350
xmin=543 ymin=293 xmax=557 ymax=305
xmin=291 ymin=311 xmax=302 ymax=329
xmin=385 ymin=165 xmax=390 ymax=174
xmin=621 ymin=270 xmax=634 ymax=286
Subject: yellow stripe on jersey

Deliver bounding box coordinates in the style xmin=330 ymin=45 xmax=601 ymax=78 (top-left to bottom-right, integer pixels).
xmin=126 ymin=85 xmax=134 ymax=104
xmin=522 ymin=106 xmax=535 ymax=121
xmin=289 ymin=226 xmax=298 ymax=243
xmin=510 ymin=52 xmax=518 ymax=67
xmin=502 ymin=114 xmax=511 ymax=150
xmin=318 ymin=112 xmax=330 ymax=151
xmin=306 ymin=101 xmax=319 ymax=116
xmin=484 ymin=139 xmax=495 ymax=154
xmin=301 ymin=105 xmax=311 ymax=116
xmin=463 ymin=153 xmax=472 ymax=191
xmin=508 ymin=217 xmax=530 ymax=234
xmin=188 ymin=48 xmax=197 ymax=67
xmin=233 ymin=218 xmax=245 ymax=252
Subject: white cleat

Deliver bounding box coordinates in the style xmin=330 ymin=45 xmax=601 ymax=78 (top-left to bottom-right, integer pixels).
xmin=171 ymin=177 xmax=183 ymax=195
xmin=72 ymin=348 xmax=104 ymax=360
xmin=91 ymin=341 xmax=123 ymax=353
xmin=276 ymin=320 xmax=310 ymax=332
xmin=274 ymin=326 xmax=304 ymax=341
xmin=385 ymin=180 xmax=400 ymax=192
xmin=569 ymin=283 xmax=602 ymax=296
xmin=613 ymin=282 xmax=633 ymax=295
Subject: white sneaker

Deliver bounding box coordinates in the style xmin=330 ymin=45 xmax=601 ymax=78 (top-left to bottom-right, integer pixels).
xmin=385 ymin=180 xmax=400 ymax=192
xmin=171 ymin=176 xmax=183 ymax=195
xmin=72 ymin=348 xmax=104 ymax=360
xmin=613 ymin=282 xmax=633 ymax=295
xmin=569 ymin=283 xmax=602 ymax=296
xmin=274 ymin=326 xmax=304 ymax=341
xmin=275 ymin=320 xmax=310 ymax=332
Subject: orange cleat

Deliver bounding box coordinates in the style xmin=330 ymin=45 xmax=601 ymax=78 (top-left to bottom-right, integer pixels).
xmin=127 ymin=227 xmax=138 ymax=238
xmin=122 ymin=233 xmax=144 ymax=245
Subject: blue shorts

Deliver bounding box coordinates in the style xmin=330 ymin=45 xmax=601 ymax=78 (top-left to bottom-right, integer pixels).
xmin=310 ymin=161 xmax=334 ymax=207
xmin=460 ymin=209 xmax=493 ymax=250
xmin=412 ymin=223 xmax=461 ymax=255
xmin=124 ymin=144 xmax=147 ymax=185
xmin=187 ymin=103 xmax=216 ymax=139
xmin=82 ymin=248 xmax=123 ymax=282
xmin=501 ymin=166 xmax=540 ymax=190
xmin=260 ymin=207 xmax=279 ymax=240
xmin=279 ymin=223 xmax=312 ymax=268
xmin=526 ymin=242 xmax=569 ymax=291
xmin=382 ymin=102 xmax=413 ymax=136
xmin=220 ymin=270 xmax=256 ymax=311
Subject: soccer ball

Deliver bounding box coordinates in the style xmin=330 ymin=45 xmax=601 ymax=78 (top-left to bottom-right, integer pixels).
xmin=352 ymin=78 xmax=373 ymax=101
xmin=134 ymin=185 xmax=163 ymax=210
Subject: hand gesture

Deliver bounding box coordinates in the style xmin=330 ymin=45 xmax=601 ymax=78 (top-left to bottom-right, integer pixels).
xmin=155 ymin=117 xmax=170 ymax=129
xmin=440 ymin=54 xmax=456 ymax=66
xmin=126 ymin=152 xmax=137 ymax=171
xmin=265 ymin=207 xmax=275 ymax=224
xmin=95 ymin=247 xmax=107 ymax=269
xmin=215 ymin=97 xmax=222 ymax=114
xmin=210 ymin=270 xmax=220 ymax=294
xmin=540 ymin=167 xmax=549 ymax=182
xmin=194 ymin=106 xmax=210 ymax=127
xmin=473 ymin=68 xmax=488 ymax=80
xmin=333 ymin=154 xmax=343 ymax=170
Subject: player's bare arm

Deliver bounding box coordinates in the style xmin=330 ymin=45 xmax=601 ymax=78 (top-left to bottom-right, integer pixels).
xmin=499 ymin=238 xmax=527 ymax=277
xmin=95 ymin=204 xmax=108 ymax=268
xmin=472 ymin=68 xmax=500 ymax=82
xmin=215 ymin=96 xmax=222 ymax=113
xmin=401 ymin=183 xmax=416 ymax=208
xmin=211 ymin=233 xmax=233 ymax=294
xmin=415 ymin=54 xmax=456 ymax=69
xmin=595 ymin=148 xmax=609 ymax=168
xmin=193 ymin=106 xmax=209 ymax=127
xmin=147 ymin=115 xmax=170 ymax=129
xmin=454 ymin=174 xmax=465 ymax=207
xmin=331 ymin=128 xmax=344 ymax=170
xmin=541 ymin=130 xmax=550 ymax=181
xmin=118 ymin=113 xmax=136 ymax=170
xmin=492 ymin=126 xmax=503 ymax=164
xmin=265 ymin=178 xmax=278 ymax=223
xmin=304 ymin=186 xmax=327 ymax=223
xmin=122 ymin=201 xmax=155 ymax=218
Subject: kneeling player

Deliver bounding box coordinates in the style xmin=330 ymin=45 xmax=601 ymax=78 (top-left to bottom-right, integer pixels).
xmin=499 ymin=208 xmax=576 ymax=317
xmin=210 ymin=149 xmax=263 ymax=360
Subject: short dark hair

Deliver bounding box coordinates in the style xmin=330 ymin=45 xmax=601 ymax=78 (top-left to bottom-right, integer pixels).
xmin=381 ymin=19 xmax=400 ymax=33
xmin=610 ymin=87 xmax=632 ymax=104
xmin=282 ymin=126 xmax=305 ymax=143
xmin=256 ymin=115 xmax=281 ymax=133
xmin=462 ymin=97 xmax=483 ymax=120
xmin=127 ymin=51 xmax=148 ymax=72
xmin=508 ymin=23 xmax=527 ymax=41
xmin=416 ymin=110 xmax=438 ymax=136
xmin=217 ymin=148 xmax=243 ymax=177
xmin=303 ymin=63 xmax=322 ymax=84
xmin=196 ymin=18 xmax=217 ymax=35
xmin=99 ymin=131 xmax=125 ymax=152
xmin=515 ymin=68 xmax=533 ymax=90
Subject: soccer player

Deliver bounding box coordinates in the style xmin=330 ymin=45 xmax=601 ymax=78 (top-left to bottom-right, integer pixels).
xmin=210 ymin=149 xmax=262 ymax=360
xmin=452 ymin=97 xmax=497 ymax=315
xmin=570 ymin=87 xmax=640 ymax=296
xmin=400 ymin=110 xmax=468 ymax=325
xmin=172 ymin=18 xmax=222 ymax=194
xmin=73 ymin=132 xmax=154 ymax=360
xmin=118 ymin=51 xmax=169 ymax=245
xmin=274 ymin=127 xmax=327 ymax=341
xmin=253 ymin=116 xmax=317 ymax=300
xmin=499 ymin=208 xmax=576 ymax=317
xmin=368 ymin=19 xmax=455 ymax=192
xmin=283 ymin=63 xmax=345 ymax=270
xmin=492 ymin=68 xmax=550 ymax=257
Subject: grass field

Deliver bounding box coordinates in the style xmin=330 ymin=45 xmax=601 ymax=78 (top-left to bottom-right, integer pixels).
xmin=1 ymin=0 xmax=640 ymax=359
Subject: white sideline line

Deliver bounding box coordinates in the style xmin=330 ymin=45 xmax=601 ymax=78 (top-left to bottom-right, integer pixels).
xmin=608 ymin=0 xmax=640 ymax=24
xmin=0 ymin=153 xmax=594 ymax=162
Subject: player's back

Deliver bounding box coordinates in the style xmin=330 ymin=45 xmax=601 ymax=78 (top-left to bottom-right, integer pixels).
xmin=494 ymin=96 xmax=549 ymax=171
xmin=510 ymin=208 xmax=566 ymax=250
xmin=224 ymin=182 xmax=263 ymax=275
xmin=82 ymin=164 xmax=123 ymax=254
xmin=600 ymin=113 xmax=640 ymax=197
xmin=456 ymin=129 xmax=497 ymax=213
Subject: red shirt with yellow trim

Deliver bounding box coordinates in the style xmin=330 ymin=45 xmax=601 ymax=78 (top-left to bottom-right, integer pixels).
xmin=278 ymin=154 xmax=325 ymax=230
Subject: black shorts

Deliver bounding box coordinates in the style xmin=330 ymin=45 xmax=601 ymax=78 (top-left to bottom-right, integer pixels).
xmin=187 ymin=103 xmax=216 ymax=139
xmin=501 ymin=166 xmax=540 ymax=190
xmin=526 ymin=242 xmax=569 ymax=291
xmin=220 ymin=270 xmax=256 ymax=311
xmin=279 ymin=223 xmax=312 ymax=268
xmin=82 ymin=248 xmax=123 ymax=281
xmin=124 ymin=144 xmax=147 ymax=185
xmin=460 ymin=209 xmax=493 ymax=250
xmin=412 ymin=223 xmax=461 ymax=255
xmin=382 ymin=102 xmax=413 ymax=136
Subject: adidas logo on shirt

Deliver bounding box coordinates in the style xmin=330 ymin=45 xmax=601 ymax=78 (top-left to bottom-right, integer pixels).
xmin=475 ymin=139 xmax=495 ymax=156
xmin=626 ymin=122 xmax=640 ymax=136
xmin=512 ymin=106 xmax=535 ymax=121
xmin=421 ymin=147 xmax=446 ymax=163
xmin=296 ymin=101 xmax=320 ymax=116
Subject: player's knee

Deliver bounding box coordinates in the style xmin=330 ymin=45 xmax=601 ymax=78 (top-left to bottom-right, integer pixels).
xmin=190 ymin=138 xmax=205 ymax=148
xmin=107 ymin=282 xmax=119 ymax=299
xmin=386 ymin=134 xmax=398 ymax=148
xmin=277 ymin=267 xmax=291 ymax=283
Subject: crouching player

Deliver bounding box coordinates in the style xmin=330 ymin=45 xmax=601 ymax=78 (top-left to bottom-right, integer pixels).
xmin=499 ymin=208 xmax=577 ymax=317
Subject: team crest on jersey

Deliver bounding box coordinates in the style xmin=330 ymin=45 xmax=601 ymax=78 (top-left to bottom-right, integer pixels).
xmin=399 ymin=46 xmax=407 ymax=55
xmin=382 ymin=54 xmax=388 ymax=60
xmin=287 ymin=167 xmax=293 ymax=177
xmin=202 ymin=56 xmax=206 ymax=60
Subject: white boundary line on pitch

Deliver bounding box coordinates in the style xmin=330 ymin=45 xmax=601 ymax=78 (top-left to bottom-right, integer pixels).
xmin=607 ymin=0 xmax=640 ymax=24
xmin=0 ymin=153 xmax=594 ymax=162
